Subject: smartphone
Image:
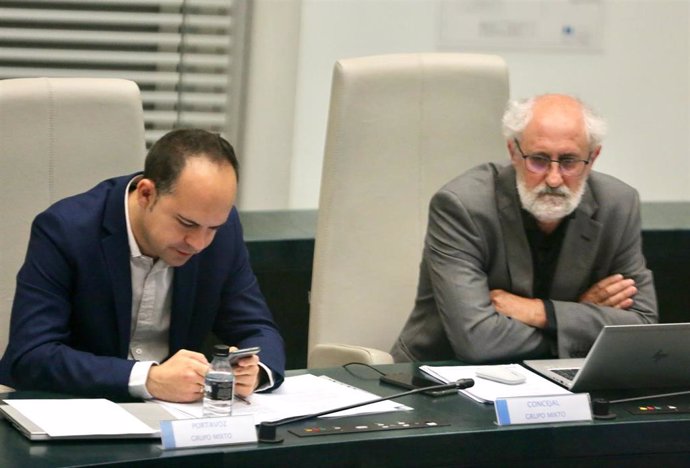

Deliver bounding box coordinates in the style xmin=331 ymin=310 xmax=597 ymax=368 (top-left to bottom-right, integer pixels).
xmin=379 ymin=371 xmax=457 ymax=397
xmin=228 ymin=346 xmax=261 ymax=364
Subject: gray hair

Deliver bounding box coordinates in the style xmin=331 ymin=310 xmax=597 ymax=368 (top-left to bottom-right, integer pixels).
xmin=501 ymin=95 xmax=608 ymax=150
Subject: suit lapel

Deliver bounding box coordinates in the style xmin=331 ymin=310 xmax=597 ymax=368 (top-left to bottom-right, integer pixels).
xmin=495 ymin=165 xmax=533 ymax=297
xmin=101 ymin=175 xmax=138 ymax=358
xmin=169 ymin=258 xmax=199 ymax=351
xmin=550 ymin=185 xmax=602 ymax=299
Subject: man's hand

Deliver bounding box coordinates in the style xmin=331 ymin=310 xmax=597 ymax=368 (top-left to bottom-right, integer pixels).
xmin=579 ymin=274 xmax=637 ymax=309
xmin=146 ymin=349 xmax=209 ymax=403
xmin=490 ymin=289 xmax=547 ymax=328
xmin=229 ymin=346 xmax=260 ymax=397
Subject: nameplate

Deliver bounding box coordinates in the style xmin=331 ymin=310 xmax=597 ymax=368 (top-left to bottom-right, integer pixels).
xmin=494 ymin=393 xmax=592 ymax=426
xmin=160 ymin=415 xmax=256 ymax=449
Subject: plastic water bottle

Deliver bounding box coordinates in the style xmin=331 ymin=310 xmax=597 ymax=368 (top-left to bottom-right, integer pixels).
xmin=202 ymin=344 xmax=235 ymax=417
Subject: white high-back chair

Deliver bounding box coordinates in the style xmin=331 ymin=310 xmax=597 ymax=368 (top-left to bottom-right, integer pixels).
xmin=308 ymin=53 xmax=509 ymax=368
xmin=0 ymin=78 xmax=146 ymax=386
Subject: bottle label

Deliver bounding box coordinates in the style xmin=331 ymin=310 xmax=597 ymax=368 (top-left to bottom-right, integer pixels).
xmin=207 ymin=381 xmax=233 ymax=401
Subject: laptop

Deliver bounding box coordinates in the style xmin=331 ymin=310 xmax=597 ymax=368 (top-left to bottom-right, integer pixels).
xmin=522 ymin=323 xmax=690 ymax=392
xmin=0 ymin=402 xmax=173 ymax=441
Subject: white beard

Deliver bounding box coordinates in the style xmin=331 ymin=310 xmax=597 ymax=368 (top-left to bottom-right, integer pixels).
xmin=516 ymin=171 xmax=585 ymax=223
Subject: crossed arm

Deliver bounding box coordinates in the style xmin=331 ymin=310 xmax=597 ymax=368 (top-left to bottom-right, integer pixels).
xmin=491 ymin=274 xmax=639 ymax=329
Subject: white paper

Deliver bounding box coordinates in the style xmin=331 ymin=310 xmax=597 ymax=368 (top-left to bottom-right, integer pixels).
xmin=420 ymin=364 xmax=571 ymax=404
xmin=157 ymin=374 xmax=412 ymax=424
xmin=5 ymin=399 xmax=156 ymax=437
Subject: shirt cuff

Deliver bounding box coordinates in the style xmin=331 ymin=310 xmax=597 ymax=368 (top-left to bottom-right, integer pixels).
xmin=543 ymin=299 xmax=558 ymax=336
xmin=129 ymin=361 xmax=157 ymax=400
xmin=255 ymin=361 xmax=275 ymax=392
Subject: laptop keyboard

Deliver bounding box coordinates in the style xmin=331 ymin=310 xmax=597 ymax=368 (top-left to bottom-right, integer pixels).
xmin=551 ymin=368 xmax=579 ymax=381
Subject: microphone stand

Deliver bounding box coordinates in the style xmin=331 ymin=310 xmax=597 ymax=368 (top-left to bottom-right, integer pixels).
xmin=257 ymin=378 xmax=474 ymax=443
xmin=609 ymin=389 xmax=690 ymax=404
xmin=592 ymin=389 xmax=690 ymax=420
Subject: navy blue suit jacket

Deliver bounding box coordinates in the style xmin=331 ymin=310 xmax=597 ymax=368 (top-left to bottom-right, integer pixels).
xmin=0 ymin=174 xmax=285 ymax=397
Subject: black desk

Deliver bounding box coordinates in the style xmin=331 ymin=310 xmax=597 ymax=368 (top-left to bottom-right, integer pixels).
xmin=3 ymin=363 xmax=690 ymax=467
xmin=241 ymin=204 xmax=690 ymax=369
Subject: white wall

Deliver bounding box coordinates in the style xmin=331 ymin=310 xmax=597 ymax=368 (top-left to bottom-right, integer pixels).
xmin=240 ymin=0 xmax=690 ymax=210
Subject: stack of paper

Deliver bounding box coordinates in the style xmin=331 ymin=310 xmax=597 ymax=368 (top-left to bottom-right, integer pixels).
xmin=420 ymin=364 xmax=571 ymax=404
xmin=0 ymin=399 xmax=163 ymax=439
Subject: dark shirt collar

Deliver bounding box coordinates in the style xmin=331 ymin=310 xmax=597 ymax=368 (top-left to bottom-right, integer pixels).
xmin=521 ymin=209 xmax=575 ymax=236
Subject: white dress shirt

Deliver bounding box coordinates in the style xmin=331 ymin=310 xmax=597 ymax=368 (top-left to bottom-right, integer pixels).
xmin=125 ymin=177 xmax=172 ymax=398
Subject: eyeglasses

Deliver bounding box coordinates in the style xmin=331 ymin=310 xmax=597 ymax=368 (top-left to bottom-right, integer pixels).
xmin=513 ymin=139 xmax=591 ymax=177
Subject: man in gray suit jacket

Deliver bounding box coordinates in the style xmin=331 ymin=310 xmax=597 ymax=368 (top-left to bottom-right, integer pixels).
xmin=391 ymin=94 xmax=658 ymax=363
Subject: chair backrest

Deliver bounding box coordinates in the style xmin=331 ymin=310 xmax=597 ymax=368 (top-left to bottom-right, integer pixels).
xmin=0 ymin=77 xmax=146 ymax=358
xmin=308 ymin=53 xmax=509 ymax=366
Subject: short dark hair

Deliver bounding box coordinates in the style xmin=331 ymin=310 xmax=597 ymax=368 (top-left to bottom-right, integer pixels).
xmin=143 ymin=128 xmax=240 ymax=195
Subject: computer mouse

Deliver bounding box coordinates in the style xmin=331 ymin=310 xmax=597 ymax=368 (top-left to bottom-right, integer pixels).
xmin=475 ymin=366 xmax=526 ymax=385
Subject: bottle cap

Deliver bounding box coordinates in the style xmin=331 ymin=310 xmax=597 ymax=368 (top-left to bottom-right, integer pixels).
xmin=213 ymin=344 xmax=230 ymax=356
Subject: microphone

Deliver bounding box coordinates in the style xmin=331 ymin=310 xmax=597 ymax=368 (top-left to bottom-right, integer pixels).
xmin=257 ymin=378 xmax=474 ymax=443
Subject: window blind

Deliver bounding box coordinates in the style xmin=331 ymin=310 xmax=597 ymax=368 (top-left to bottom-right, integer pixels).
xmin=0 ymin=0 xmax=249 ymax=146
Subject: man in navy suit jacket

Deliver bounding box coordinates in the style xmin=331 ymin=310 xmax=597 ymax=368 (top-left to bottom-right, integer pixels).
xmin=0 ymin=129 xmax=285 ymax=402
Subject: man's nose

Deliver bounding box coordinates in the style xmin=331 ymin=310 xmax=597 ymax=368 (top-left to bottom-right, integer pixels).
xmin=544 ymin=161 xmax=564 ymax=187
xmin=185 ymin=229 xmax=213 ymax=252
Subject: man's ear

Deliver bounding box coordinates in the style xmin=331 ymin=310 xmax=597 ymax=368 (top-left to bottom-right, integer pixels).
xmin=136 ymin=178 xmax=157 ymax=208
xmin=589 ymin=145 xmax=602 ymax=164
xmin=507 ymin=140 xmax=520 ymax=167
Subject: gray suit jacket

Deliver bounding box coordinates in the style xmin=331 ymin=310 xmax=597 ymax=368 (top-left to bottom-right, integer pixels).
xmin=391 ymin=163 xmax=658 ymax=363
